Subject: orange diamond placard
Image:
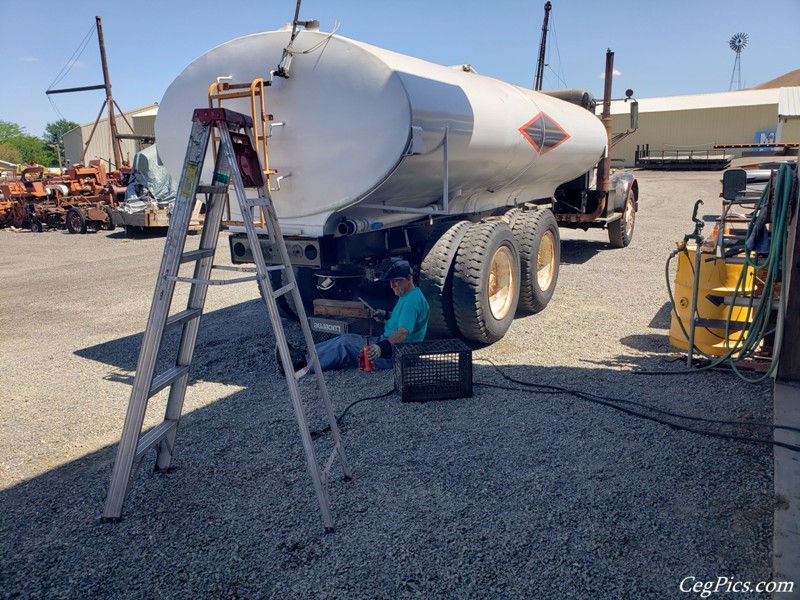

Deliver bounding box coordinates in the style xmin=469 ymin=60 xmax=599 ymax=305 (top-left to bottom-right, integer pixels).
xmin=519 ymin=112 xmax=571 ymax=155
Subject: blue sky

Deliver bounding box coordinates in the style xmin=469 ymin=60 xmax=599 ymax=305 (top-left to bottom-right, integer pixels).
xmin=2 ymin=0 xmax=798 ymax=137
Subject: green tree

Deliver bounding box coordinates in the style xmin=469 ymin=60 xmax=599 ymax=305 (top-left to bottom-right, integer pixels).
xmin=13 ymin=136 xmax=55 ymax=166
xmin=0 ymin=143 xmax=22 ymax=164
xmin=44 ymin=119 xmax=78 ymax=166
xmin=0 ymin=120 xmax=26 ymax=144
xmin=0 ymin=120 xmax=59 ymax=167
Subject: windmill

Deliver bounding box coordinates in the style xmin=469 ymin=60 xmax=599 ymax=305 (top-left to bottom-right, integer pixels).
xmin=728 ymin=32 xmax=749 ymax=91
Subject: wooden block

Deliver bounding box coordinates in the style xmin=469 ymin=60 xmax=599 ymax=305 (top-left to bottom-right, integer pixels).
xmin=313 ymin=299 xmax=370 ymax=318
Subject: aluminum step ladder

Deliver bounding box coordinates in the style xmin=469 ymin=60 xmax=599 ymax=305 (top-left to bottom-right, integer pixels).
xmin=102 ymin=107 xmax=351 ymax=530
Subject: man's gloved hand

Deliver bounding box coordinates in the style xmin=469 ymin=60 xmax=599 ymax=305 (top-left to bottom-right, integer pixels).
xmin=372 ymin=308 xmax=388 ymax=322
xmin=366 ymin=344 xmax=382 ymax=362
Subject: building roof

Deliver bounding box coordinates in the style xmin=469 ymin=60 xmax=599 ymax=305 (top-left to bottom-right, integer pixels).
xmin=131 ymin=104 xmax=159 ymax=118
xmin=779 ymin=87 xmax=800 ymax=118
xmin=750 ymin=69 xmax=800 ymax=90
xmin=76 ymin=103 xmax=160 ymax=128
xmin=609 ymin=87 xmax=786 ymax=115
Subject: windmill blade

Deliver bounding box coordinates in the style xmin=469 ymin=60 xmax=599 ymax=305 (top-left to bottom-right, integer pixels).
xmin=729 ymin=32 xmax=749 ymax=52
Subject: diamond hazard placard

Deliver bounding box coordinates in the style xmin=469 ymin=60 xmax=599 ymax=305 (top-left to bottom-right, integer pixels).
xmin=519 ymin=112 xmax=571 ymax=155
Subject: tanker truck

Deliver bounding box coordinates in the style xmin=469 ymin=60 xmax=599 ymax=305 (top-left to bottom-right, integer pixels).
xmin=155 ymin=25 xmax=638 ymax=344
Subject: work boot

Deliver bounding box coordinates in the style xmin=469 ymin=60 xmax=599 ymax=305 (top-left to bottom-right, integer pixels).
xmin=275 ymin=342 xmax=307 ymax=376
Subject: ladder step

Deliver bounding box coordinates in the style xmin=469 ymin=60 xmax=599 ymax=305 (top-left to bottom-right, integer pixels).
xmin=197 ymin=184 xmax=228 ymax=194
xmin=272 ymin=282 xmax=296 ymax=298
xmin=181 ymin=248 xmax=215 ymax=264
xmin=168 ymin=274 xmax=265 ymax=286
xmin=150 ymin=365 xmax=191 ymax=397
xmin=134 ymin=420 xmax=178 ymax=464
xmin=164 ymin=308 xmax=202 ymax=332
xmin=294 ymin=363 xmax=312 ymax=379
xmin=245 ymin=197 xmax=271 ymax=208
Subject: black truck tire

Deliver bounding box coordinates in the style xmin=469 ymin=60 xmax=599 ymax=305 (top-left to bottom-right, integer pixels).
xmin=512 ymin=209 xmax=560 ymax=314
xmin=608 ymin=189 xmax=636 ymax=248
xmin=66 ymin=208 xmax=87 ymax=234
xmin=453 ymin=220 xmax=520 ymax=344
xmin=267 ymin=266 xmax=319 ymax=321
xmin=419 ymin=220 xmax=472 ymax=339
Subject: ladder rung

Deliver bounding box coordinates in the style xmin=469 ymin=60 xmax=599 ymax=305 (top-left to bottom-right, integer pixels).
xmin=272 ymin=282 xmax=296 ymax=298
xmin=164 ymin=308 xmax=202 ymax=331
xmin=149 ymin=365 xmax=191 ymax=397
xmin=167 ymin=274 xmax=265 ymax=286
xmin=217 ymin=263 xmax=284 ymax=273
xmin=245 ymin=198 xmax=271 ymax=208
xmin=197 ymin=184 xmax=228 ymax=194
xmin=181 ymin=248 xmax=215 ymax=264
xmin=294 ymin=363 xmax=312 ymax=379
xmin=134 ymin=420 xmax=178 ymax=464
xmin=323 ymin=445 xmax=340 ymax=478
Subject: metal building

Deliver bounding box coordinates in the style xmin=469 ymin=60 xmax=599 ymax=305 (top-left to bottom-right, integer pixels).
xmin=62 ymin=104 xmax=157 ymax=170
xmin=610 ymin=86 xmax=800 ymax=167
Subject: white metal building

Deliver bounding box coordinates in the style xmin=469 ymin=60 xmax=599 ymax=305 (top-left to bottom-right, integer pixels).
xmin=609 ymin=87 xmax=800 ymax=167
xmin=63 ymin=104 xmax=157 ymax=170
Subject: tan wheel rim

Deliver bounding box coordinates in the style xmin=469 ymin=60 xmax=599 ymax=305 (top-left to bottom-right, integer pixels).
xmin=537 ymin=231 xmax=556 ymax=291
xmin=488 ymin=245 xmax=516 ymax=320
xmin=623 ymin=195 xmax=636 ymax=236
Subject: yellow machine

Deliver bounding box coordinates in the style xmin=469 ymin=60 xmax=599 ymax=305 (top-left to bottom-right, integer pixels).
xmin=669 ymin=241 xmax=757 ymax=357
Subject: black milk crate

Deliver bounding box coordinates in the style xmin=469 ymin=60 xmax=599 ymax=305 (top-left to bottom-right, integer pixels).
xmin=393 ymin=339 xmax=472 ymax=402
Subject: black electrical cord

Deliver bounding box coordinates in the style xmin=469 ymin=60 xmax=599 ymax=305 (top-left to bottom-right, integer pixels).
xmin=310 ymin=386 xmax=396 ymax=439
xmin=310 ymin=361 xmax=799 ymax=452
xmin=475 ymin=358 xmax=800 ymax=453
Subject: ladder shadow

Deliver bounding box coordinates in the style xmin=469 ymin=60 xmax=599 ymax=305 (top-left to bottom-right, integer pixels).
xmin=74 ymin=298 xmax=303 ymax=388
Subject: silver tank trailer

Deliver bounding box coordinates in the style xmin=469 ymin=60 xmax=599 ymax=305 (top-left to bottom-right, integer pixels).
xmin=155 ymin=29 xmax=608 ymax=237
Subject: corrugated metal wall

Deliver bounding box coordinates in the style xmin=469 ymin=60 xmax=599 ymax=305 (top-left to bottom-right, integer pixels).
xmin=131 ymin=114 xmax=156 ymax=138
xmin=781 ymin=119 xmax=800 ymax=142
xmin=610 ymin=104 xmax=779 ymax=167
xmin=62 ymin=105 xmax=157 ymax=169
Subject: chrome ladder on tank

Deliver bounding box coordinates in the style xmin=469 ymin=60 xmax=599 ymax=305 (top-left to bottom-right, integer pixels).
xmin=102 ymin=107 xmax=351 ymax=530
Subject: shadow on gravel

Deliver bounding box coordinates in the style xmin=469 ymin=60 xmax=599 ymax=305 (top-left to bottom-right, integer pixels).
xmin=649 ymin=302 xmax=673 ymax=329
xmin=75 ymin=299 xmax=277 ymax=388
xmin=8 ymin=323 xmax=774 ymax=598
xmin=559 ymin=239 xmax=608 ymax=264
xmin=106 ymin=227 xmax=169 ymax=240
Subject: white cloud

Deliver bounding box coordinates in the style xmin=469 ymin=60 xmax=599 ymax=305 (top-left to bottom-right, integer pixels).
xmin=18 ymin=57 xmax=41 ymax=63
xmin=599 ymin=69 xmax=623 ymax=79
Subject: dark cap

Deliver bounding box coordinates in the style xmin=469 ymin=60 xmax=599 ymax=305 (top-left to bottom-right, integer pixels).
xmin=377 ymin=257 xmax=413 ymax=281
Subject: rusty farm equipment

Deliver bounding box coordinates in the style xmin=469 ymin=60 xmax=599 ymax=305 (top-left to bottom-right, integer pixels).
xmin=0 ymin=162 xmax=129 ymax=233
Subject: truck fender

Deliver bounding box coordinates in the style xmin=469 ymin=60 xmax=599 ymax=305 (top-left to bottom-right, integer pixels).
xmin=611 ymin=172 xmax=638 ymax=214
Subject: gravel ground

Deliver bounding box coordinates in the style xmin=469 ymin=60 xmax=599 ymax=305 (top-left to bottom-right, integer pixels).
xmin=0 ymin=167 xmax=777 ymax=599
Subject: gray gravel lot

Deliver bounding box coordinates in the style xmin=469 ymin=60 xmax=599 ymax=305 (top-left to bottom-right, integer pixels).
xmin=1 ymin=167 xmax=775 ymax=599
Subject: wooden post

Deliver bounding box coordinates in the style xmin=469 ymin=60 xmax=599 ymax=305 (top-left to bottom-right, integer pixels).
xmin=774 ymin=164 xmax=800 ymax=595
xmin=96 ymin=16 xmax=123 ymax=169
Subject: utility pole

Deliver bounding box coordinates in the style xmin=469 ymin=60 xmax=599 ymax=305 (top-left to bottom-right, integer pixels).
xmin=51 ymin=144 xmax=63 ymax=172
xmin=45 ymin=16 xmax=126 ymax=169
xmin=96 ymin=16 xmax=123 ymax=169
xmin=534 ymin=1 xmax=552 ymax=91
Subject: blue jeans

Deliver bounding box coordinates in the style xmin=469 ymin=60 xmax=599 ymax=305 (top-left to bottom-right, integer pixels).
xmin=310 ymin=333 xmax=393 ymax=371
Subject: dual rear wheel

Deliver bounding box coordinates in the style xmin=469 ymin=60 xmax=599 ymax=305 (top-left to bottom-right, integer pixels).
xmin=420 ymin=209 xmax=560 ymax=344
